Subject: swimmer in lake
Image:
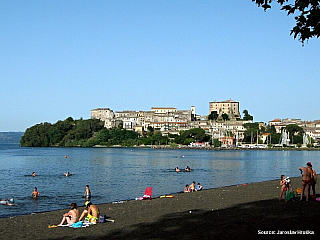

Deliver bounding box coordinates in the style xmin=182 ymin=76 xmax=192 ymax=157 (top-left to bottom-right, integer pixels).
xmin=31 ymin=187 xmax=40 ymax=198
xmin=64 ymin=172 xmax=71 ymax=177
xmin=175 ymin=167 xmax=181 ymax=172
xmin=32 ymin=172 xmax=36 ymax=177
xmin=84 ymin=185 xmax=91 ymax=199
xmin=185 ymin=166 xmax=192 ymax=172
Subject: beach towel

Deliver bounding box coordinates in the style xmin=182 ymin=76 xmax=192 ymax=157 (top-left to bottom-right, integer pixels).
xmin=286 ymin=190 xmax=295 ymax=201
xmin=71 ymin=221 xmax=83 ymax=228
xmin=143 ymin=187 xmax=152 ymax=200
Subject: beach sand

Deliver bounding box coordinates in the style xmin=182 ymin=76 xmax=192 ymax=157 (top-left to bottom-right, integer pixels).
xmin=1 ymin=177 xmax=319 ymax=239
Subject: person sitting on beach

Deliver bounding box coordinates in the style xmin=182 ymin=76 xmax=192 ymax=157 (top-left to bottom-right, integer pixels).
xmin=185 ymin=166 xmax=192 ymax=172
xmin=195 ymin=183 xmax=203 ymax=191
xmin=279 ymin=175 xmax=287 ymax=201
xmin=31 ymin=187 xmax=40 ymax=198
xmin=184 ymin=185 xmax=190 ymax=193
xmin=189 ymin=181 xmax=196 ymax=192
xmin=58 ymin=203 xmax=79 ymax=226
xmin=299 ymin=162 xmax=313 ymax=201
xmin=175 ymin=167 xmax=181 ymax=172
xmin=84 ymin=185 xmax=91 ymax=199
xmin=79 ymin=201 xmax=100 ymax=224
xmin=32 ymin=172 xmax=36 ymax=177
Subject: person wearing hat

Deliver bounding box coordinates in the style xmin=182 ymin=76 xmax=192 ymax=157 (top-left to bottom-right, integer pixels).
xmin=299 ymin=162 xmax=313 ymax=201
xmin=79 ymin=201 xmax=100 ymax=224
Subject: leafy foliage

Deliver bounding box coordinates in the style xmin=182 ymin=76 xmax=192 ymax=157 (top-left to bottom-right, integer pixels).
xmin=252 ymin=0 xmax=320 ymax=43
xmin=242 ymin=110 xmax=254 ymax=121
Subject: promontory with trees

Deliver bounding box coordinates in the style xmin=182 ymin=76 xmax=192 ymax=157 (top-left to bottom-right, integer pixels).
xmin=20 ymin=113 xmax=317 ymax=148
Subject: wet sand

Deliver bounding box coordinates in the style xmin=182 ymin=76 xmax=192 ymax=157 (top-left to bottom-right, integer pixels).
xmin=1 ymin=177 xmax=319 ymax=239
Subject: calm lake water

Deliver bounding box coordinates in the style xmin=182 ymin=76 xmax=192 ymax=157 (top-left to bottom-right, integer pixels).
xmin=0 ymin=143 xmax=319 ymax=218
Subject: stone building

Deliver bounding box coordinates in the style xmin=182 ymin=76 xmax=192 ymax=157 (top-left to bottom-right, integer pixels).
xmin=209 ymin=99 xmax=240 ymax=120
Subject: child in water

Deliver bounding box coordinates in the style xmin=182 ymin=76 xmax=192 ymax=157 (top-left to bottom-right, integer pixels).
xmin=84 ymin=185 xmax=91 ymax=199
xmin=279 ymin=175 xmax=287 ymax=201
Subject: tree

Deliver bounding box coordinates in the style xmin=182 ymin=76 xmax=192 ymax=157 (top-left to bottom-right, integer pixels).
xmin=221 ymin=113 xmax=230 ymax=121
xmin=242 ymin=110 xmax=254 ymax=121
xmin=252 ymin=0 xmax=320 ymax=43
xmin=208 ymin=111 xmax=218 ymax=121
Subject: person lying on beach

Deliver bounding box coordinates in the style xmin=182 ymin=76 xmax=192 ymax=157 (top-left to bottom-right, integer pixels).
xmin=299 ymin=162 xmax=313 ymax=201
xmin=58 ymin=203 xmax=79 ymax=226
xmin=279 ymin=175 xmax=287 ymax=201
xmin=84 ymin=185 xmax=91 ymax=199
xmin=184 ymin=185 xmax=191 ymax=193
xmin=195 ymin=183 xmax=203 ymax=191
xmin=31 ymin=187 xmax=40 ymax=198
xmin=79 ymin=201 xmax=100 ymax=224
xmin=175 ymin=167 xmax=180 ymax=172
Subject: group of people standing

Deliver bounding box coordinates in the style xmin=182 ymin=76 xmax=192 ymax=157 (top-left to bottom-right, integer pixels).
xmin=279 ymin=162 xmax=317 ymax=202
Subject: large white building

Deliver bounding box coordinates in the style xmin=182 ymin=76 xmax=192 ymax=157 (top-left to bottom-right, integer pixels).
xmin=209 ymin=99 xmax=240 ymax=120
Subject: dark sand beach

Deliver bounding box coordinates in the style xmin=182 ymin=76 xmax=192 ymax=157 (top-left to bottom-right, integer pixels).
xmin=1 ymin=177 xmax=319 ymax=239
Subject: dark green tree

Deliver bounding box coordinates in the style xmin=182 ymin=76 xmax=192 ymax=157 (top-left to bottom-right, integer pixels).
xmin=252 ymin=0 xmax=320 ymax=43
xmin=242 ymin=110 xmax=254 ymax=121
xmin=221 ymin=113 xmax=230 ymax=121
xmin=208 ymin=111 xmax=218 ymax=121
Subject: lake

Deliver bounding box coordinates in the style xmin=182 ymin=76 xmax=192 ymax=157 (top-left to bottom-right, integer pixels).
xmin=0 ymin=143 xmax=319 ymax=218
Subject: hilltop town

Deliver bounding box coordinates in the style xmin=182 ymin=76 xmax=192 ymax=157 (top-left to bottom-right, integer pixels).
xmin=91 ymin=99 xmax=320 ymax=148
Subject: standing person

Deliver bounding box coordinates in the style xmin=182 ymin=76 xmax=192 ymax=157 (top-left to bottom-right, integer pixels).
xmin=84 ymin=185 xmax=91 ymax=199
xmin=310 ymin=163 xmax=317 ymax=197
xmin=79 ymin=201 xmax=100 ymax=224
xmin=299 ymin=162 xmax=313 ymax=201
xmin=279 ymin=175 xmax=287 ymax=201
xmin=31 ymin=187 xmax=40 ymax=198
xmin=58 ymin=203 xmax=79 ymax=226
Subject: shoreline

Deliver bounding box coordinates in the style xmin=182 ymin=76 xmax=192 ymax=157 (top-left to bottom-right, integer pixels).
xmin=1 ymin=177 xmax=320 ymax=239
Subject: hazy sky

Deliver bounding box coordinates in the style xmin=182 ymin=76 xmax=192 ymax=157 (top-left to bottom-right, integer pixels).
xmin=1 ymin=1 xmax=319 ymax=132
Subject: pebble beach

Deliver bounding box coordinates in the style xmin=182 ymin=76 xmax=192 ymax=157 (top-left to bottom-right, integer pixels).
xmin=1 ymin=177 xmax=319 ymax=239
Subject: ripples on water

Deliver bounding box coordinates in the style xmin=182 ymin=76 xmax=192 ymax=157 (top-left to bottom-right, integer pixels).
xmin=0 ymin=143 xmax=319 ymax=218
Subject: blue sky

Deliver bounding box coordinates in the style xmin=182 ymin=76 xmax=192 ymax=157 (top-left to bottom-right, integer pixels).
xmin=1 ymin=1 xmax=319 ymax=132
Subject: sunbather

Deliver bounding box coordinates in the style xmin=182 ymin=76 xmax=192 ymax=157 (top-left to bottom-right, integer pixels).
xmin=79 ymin=201 xmax=100 ymax=224
xmin=58 ymin=203 xmax=79 ymax=226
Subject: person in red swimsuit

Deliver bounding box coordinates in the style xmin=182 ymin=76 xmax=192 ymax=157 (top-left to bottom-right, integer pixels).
xmin=299 ymin=162 xmax=313 ymax=201
xmin=279 ymin=175 xmax=287 ymax=201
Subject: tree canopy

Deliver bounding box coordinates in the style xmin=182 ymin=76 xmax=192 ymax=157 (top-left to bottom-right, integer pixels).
xmin=252 ymin=0 xmax=320 ymax=43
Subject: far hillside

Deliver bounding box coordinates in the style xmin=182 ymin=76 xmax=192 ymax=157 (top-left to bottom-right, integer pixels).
xmin=0 ymin=132 xmax=24 ymax=144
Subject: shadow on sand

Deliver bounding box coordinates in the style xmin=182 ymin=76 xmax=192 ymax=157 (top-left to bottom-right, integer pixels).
xmin=60 ymin=196 xmax=320 ymax=240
